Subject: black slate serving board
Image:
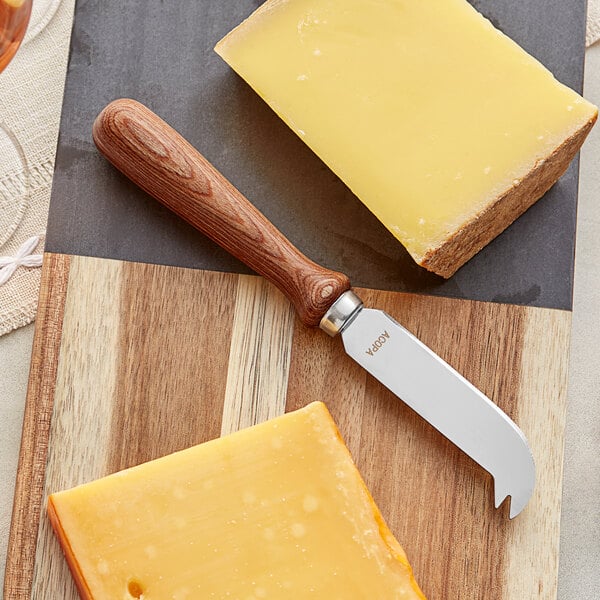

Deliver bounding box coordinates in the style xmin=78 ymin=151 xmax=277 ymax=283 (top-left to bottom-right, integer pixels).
xmin=46 ymin=0 xmax=588 ymax=309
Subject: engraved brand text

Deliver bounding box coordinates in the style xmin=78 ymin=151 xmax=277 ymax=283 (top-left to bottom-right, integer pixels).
xmin=365 ymin=331 xmax=390 ymax=356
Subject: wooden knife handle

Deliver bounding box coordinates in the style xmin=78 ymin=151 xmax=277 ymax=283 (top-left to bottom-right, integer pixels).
xmin=93 ymin=99 xmax=350 ymax=327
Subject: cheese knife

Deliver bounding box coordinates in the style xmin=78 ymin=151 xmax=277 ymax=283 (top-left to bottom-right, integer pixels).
xmin=93 ymin=98 xmax=535 ymax=518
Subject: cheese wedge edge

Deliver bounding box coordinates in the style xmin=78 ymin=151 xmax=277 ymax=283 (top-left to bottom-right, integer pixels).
xmin=48 ymin=402 xmax=427 ymax=599
xmin=215 ymin=0 xmax=597 ymax=277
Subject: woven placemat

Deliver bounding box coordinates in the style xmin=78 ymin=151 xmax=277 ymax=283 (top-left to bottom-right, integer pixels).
xmin=0 ymin=0 xmax=75 ymax=336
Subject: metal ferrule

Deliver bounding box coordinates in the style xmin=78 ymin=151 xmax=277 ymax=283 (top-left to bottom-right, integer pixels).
xmin=319 ymin=290 xmax=364 ymax=337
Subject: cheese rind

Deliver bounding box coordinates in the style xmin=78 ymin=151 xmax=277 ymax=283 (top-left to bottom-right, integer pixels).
xmin=215 ymin=0 xmax=597 ymax=277
xmin=48 ymin=402 xmax=426 ymax=599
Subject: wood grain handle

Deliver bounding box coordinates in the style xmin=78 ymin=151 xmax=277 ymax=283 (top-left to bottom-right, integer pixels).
xmin=92 ymin=99 xmax=351 ymax=327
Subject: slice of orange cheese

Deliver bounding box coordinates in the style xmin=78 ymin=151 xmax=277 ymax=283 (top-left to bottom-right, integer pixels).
xmin=48 ymin=402 xmax=426 ymax=599
xmin=215 ymin=0 xmax=597 ymax=277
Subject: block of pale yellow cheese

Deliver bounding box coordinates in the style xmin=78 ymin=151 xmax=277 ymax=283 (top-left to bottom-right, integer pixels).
xmin=48 ymin=402 xmax=426 ymax=599
xmin=215 ymin=0 xmax=597 ymax=277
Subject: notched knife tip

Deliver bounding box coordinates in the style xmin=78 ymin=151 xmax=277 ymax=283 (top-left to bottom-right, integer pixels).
xmin=494 ymin=492 xmax=525 ymax=520
xmin=507 ymin=490 xmax=533 ymax=520
xmin=493 ymin=452 xmax=536 ymax=519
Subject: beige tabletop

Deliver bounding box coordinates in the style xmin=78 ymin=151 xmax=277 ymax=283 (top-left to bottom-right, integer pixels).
xmin=1 ymin=20 xmax=599 ymax=600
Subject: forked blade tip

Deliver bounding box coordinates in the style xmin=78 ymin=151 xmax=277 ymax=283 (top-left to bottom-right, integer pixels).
xmin=493 ymin=457 xmax=536 ymax=519
xmin=488 ymin=423 xmax=536 ymax=518
xmin=493 ymin=489 xmax=529 ymax=519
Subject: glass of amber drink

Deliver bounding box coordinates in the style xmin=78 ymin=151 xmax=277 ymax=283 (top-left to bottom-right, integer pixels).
xmin=0 ymin=0 xmax=32 ymax=72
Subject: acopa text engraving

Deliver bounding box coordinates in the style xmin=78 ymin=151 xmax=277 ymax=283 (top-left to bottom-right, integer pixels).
xmin=365 ymin=331 xmax=390 ymax=356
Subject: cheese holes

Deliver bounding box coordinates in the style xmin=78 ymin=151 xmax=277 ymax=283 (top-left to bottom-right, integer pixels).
xmin=127 ymin=578 xmax=145 ymax=598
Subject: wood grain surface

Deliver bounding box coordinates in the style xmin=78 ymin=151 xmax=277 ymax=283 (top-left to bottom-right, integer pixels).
xmin=5 ymin=253 xmax=572 ymax=599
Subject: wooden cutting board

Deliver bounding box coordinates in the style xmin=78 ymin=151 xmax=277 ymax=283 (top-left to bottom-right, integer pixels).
xmin=4 ymin=251 xmax=571 ymax=599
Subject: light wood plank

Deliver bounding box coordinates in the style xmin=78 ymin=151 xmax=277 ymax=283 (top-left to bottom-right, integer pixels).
xmin=505 ymin=308 xmax=572 ymax=599
xmin=221 ymin=275 xmax=295 ymax=435
xmin=31 ymin=256 xmax=125 ymax=598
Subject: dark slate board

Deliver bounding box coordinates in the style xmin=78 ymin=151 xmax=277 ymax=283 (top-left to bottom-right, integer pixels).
xmin=46 ymin=0 xmax=589 ymax=310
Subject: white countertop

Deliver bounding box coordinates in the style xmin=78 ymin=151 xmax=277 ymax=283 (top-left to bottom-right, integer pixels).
xmin=1 ymin=43 xmax=599 ymax=600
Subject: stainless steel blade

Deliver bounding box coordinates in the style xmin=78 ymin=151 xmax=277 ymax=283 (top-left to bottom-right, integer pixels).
xmin=339 ymin=305 xmax=535 ymax=518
